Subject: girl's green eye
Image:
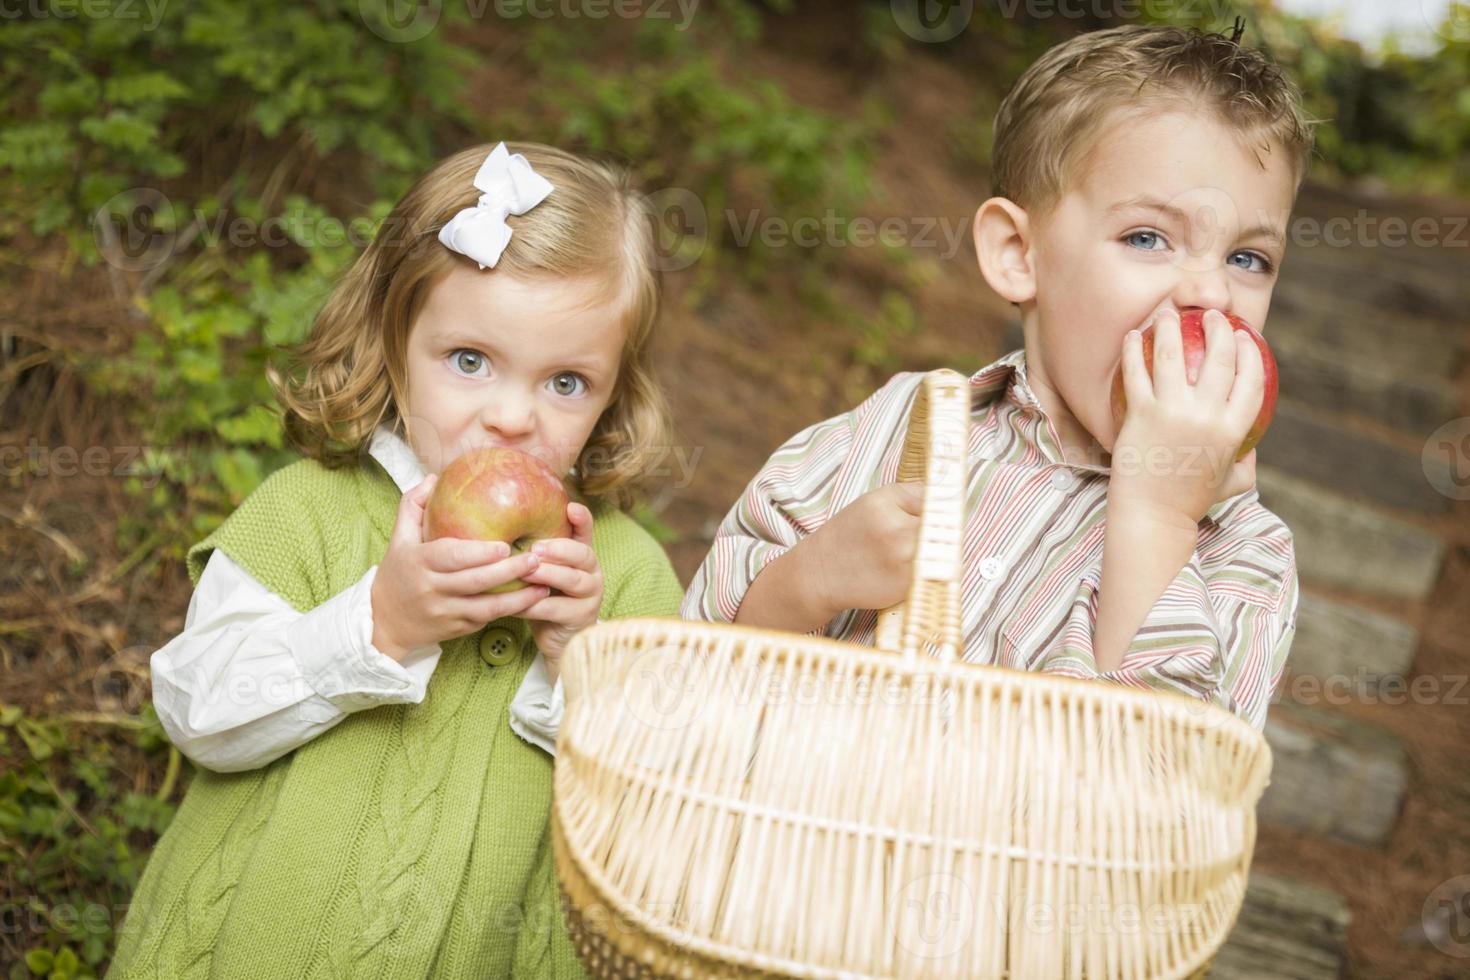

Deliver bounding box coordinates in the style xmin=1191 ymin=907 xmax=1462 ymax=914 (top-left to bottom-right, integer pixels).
xmin=550 ymin=373 xmax=587 ymax=397
xmin=454 ymin=350 xmax=485 ymax=374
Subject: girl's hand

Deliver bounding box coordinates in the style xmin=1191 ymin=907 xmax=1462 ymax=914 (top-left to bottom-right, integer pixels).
xmin=520 ymin=501 xmax=605 ymax=665
xmin=1109 ymin=309 xmax=1262 ymax=529
xmin=370 ymin=474 xmax=551 ymax=661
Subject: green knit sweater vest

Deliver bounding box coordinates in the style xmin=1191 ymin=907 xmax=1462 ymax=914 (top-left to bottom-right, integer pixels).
xmin=109 ymin=456 xmax=684 ymax=979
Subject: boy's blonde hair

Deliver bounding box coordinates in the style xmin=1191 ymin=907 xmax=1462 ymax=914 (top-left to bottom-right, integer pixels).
xmin=268 ymin=142 xmax=669 ymax=511
xmin=991 ymin=24 xmax=1316 ymax=218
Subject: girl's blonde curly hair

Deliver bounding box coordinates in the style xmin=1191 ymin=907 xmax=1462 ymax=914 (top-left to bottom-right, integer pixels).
xmin=267 ymin=142 xmax=669 ymax=511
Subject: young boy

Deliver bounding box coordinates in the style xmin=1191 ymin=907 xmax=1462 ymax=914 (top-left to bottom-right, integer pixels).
xmin=681 ymin=23 xmax=1313 ymax=732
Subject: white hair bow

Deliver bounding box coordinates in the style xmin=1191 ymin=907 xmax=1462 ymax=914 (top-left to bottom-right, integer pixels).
xmin=437 ymin=142 xmax=554 ymax=270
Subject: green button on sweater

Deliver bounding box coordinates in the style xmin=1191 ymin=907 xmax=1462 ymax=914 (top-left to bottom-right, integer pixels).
xmin=108 ymin=456 xmax=684 ymax=979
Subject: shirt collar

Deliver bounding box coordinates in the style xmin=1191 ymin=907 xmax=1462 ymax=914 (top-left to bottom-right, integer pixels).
xmin=966 ymin=348 xmax=1250 ymax=527
xmin=368 ymin=425 xmax=427 ymax=495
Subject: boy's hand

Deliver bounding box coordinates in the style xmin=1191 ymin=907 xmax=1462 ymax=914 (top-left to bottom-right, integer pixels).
xmin=518 ymin=501 xmax=604 ymax=667
xmin=798 ymin=481 xmax=925 ymax=617
xmin=370 ymin=474 xmax=551 ymax=662
xmin=1109 ymin=308 xmax=1262 ymax=529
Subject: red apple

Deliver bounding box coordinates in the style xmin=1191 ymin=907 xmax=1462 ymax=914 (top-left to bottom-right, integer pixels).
xmin=1110 ymin=309 xmax=1278 ymax=461
xmin=423 ymin=447 xmax=572 ymax=594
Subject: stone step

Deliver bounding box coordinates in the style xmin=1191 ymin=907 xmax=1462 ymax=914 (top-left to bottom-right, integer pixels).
xmin=1288 ymin=250 xmax=1470 ymax=307
xmin=1278 ymin=240 xmax=1470 ymax=327
xmin=1212 ymin=871 xmax=1351 ymax=980
xmin=1270 ymin=334 xmax=1459 ymax=439
xmin=1286 ymin=592 xmax=1420 ymax=694
xmin=1255 ymin=466 xmax=1446 ymax=602
xmin=1269 ymin=273 xmax=1465 ymax=381
xmin=1257 ymin=700 xmax=1408 ymax=846
xmin=1285 ymin=181 xmax=1470 ymax=302
xmin=1256 ymin=399 xmax=1451 ymax=513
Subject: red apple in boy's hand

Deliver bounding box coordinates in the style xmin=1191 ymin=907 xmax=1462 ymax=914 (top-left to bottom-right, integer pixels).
xmin=424 ymin=447 xmax=572 ymax=595
xmin=1109 ymin=309 xmax=1278 ymax=460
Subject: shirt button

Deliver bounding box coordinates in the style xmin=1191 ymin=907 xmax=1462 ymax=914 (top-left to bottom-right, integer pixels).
xmin=979 ymin=556 xmax=1003 ymax=581
xmin=478 ymin=626 xmax=520 ymax=667
xmin=1051 ymin=468 xmax=1075 ymax=491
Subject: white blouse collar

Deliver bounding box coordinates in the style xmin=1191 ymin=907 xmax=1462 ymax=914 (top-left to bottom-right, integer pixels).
xmin=368 ymin=425 xmax=428 ymax=495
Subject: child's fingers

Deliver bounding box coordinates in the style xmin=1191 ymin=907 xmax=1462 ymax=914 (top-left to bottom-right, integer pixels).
xmin=1151 ymin=309 xmax=1187 ymax=400
xmin=1225 ymin=331 xmax=1266 ymax=431
xmin=523 ymin=561 xmax=598 ymax=598
xmin=425 ymin=536 xmax=512 ymax=573
xmin=567 ymin=501 xmax=595 ymax=546
xmin=1193 ymin=310 xmax=1237 ymax=404
xmin=520 ymin=594 xmax=589 ymax=625
xmin=461 ymin=583 xmax=549 ymax=623
xmin=530 ymin=536 xmax=597 ymax=570
xmin=890 ymin=481 xmax=925 ymax=517
xmin=398 ymin=474 xmax=437 ymax=544
xmin=410 ymin=473 xmax=437 ymax=501
xmin=446 ymin=551 xmax=543 ymax=594
xmin=1119 ymin=329 xmax=1154 ymax=409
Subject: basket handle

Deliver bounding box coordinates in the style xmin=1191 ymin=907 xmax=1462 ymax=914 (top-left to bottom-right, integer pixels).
xmin=873 ymin=369 xmax=970 ymax=662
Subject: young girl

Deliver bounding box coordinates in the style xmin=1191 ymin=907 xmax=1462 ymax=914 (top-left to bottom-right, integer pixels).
xmin=109 ymin=142 xmax=684 ymax=978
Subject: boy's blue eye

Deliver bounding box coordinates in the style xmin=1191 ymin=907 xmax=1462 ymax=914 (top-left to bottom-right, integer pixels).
xmin=1125 ymin=230 xmax=1275 ymax=275
xmin=1125 ymin=230 xmax=1166 ymax=251
xmin=452 ymin=350 xmax=488 ymax=376
xmin=549 ymin=372 xmax=588 ymax=397
xmin=1228 ymin=251 xmax=1273 ymax=274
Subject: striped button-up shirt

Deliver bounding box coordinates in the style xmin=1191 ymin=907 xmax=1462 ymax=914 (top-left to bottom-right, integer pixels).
xmin=681 ymin=348 xmax=1298 ymax=731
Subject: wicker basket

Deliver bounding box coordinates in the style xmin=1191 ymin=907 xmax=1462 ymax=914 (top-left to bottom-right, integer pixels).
xmin=551 ymin=369 xmax=1272 ymax=979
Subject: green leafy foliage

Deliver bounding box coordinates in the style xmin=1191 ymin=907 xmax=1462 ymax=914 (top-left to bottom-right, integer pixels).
xmin=1141 ymin=0 xmax=1470 ymax=196
xmin=853 ymin=290 xmax=922 ymax=371
xmin=0 ymin=0 xmax=475 ymax=246
xmin=1 ymin=704 xmax=177 ymax=979
xmin=509 ymin=13 xmax=883 ymax=288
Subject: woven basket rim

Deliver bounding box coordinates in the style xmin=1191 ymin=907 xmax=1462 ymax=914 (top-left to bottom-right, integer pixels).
xmin=569 ymin=616 xmax=1268 ymax=746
